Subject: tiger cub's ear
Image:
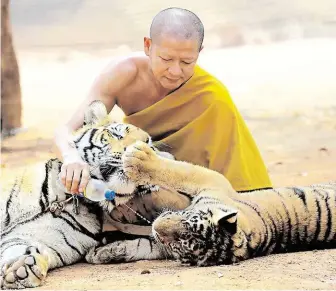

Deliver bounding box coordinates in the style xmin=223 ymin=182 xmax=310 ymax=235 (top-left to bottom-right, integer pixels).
xmin=84 ymin=100 xmax=108 ymax=126
xmin=213 ymin=207 xmax=238 ymax=235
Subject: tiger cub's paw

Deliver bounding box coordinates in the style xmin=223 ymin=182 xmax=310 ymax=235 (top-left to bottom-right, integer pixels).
xmin=122 ymin=141 xmax=160 ymax=185
xmin=85 ymin=241 xmax=127 ymax=264
xmin=0 ymin=246 xmax=49 ymax=289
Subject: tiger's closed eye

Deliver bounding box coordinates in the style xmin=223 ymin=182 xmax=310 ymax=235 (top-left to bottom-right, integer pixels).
xmin=101 ymin=130 xmax=113 ymax=144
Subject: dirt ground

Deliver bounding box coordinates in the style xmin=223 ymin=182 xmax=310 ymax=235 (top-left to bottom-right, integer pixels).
xmin=1 ymin=40 xmax=336 ymax=290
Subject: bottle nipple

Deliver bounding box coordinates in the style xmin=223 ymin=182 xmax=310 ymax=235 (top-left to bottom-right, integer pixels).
xmin=104 ymin=190 xmax=116 ymax=201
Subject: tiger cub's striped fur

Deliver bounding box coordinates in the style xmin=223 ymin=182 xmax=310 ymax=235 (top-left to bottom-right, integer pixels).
xmin=112 ymin=140 xmax=336 ymax=267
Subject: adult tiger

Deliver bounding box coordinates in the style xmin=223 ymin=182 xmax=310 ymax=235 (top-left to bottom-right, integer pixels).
xmin=0 ymin=101 xmax=191 ymax=289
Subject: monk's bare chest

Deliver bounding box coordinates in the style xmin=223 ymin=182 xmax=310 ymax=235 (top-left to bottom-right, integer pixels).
xmin=116 ymin=73 xmax=166 ymax=116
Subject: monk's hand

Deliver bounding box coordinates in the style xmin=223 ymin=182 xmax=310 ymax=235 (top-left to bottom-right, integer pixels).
xmin=122 ymin=141 xmax=159 ymax=185
xmin=60 ymin=149 xmax=90 ymax=194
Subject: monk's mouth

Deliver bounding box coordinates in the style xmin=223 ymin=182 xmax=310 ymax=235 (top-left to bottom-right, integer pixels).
xmin=166 ymin=77 xmax=180 ymax=81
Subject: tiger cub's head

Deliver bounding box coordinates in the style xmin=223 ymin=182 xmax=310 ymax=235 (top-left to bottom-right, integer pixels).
xmin=152 ymin=204 xmax=239 ymax=267
xmin=71 ymin=100 xmax=172 ymax=197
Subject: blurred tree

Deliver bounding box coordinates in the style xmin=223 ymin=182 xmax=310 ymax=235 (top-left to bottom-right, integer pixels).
xmin=1 ymin=0 xmax=22 ymax=137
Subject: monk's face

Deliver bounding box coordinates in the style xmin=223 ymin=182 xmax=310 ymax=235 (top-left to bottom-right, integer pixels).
xmin=144 ymin=35 xmax=201 ymax=90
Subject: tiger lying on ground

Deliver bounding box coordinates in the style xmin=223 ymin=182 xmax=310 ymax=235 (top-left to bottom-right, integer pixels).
xmin=89 ymin=133 xmax=335 ymax=267
xmin=0 ymin=101 xmax=194 ymax=289
xmin=129 ymin=142 xmax=335 ymax=266
xmin=1 ymin=100 xmax=335 ymax=288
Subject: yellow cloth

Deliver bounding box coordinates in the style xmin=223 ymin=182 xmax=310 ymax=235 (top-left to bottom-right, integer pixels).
xmin=123 ymin=65 xmax=272 ymax=191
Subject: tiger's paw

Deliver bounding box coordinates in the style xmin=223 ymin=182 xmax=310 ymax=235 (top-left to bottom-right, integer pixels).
xmin=85 ymin=241 xmax=127 ymax=264
xmin=122 ymin=141 xmax=160 ymax=185
xmin=0 ymin=246 xmax=49 ymax=289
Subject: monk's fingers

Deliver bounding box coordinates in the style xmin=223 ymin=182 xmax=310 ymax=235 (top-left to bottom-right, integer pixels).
xmin=70 ymin=170 xmax=82 ymax=194
xmin=60 ymin=165 xmax=67 ymax=187
xmin=65 ymin=168 xmax=74 ymax=193
xmin=78 ymin=167 xmax=90 ymax=193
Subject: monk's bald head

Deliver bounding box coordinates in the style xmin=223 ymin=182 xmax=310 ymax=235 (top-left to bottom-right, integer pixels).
xmin=150 ymin=8 xmax=204 ymax=50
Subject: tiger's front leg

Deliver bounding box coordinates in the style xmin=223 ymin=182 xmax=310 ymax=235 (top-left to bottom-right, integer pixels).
xmin=0 ymin=200 xmax=101 ymax=289
xmin=85 ymin=235 xmax=170 ymax=264
xmin=122 ymin=141 xmax=237 ymax=201
xmin=0 ymin=245 xmax=50 ymax=289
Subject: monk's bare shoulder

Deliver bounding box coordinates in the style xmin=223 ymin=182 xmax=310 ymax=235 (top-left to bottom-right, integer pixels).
xmin=89 ymin=54 xmax=155 ymax=114
xmin=100 ymin=56 xmax=139 ymax=83
xmin=97 ymin=55 xmax=150 ymax=91
xmin=89 ymin=56 xmax=141 ymax=105
xmin=127 ymin=55 xmax=150 ymax=70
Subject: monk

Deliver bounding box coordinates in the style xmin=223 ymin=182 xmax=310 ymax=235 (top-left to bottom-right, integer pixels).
xmin=54 ymin=7 xmax=272 ymax=195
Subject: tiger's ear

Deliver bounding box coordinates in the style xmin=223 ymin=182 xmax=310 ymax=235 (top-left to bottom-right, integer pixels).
xmin=213 ymin=208 xmax=238 ymax=235
xmin=84 ymin=100 xmax=108 ymax=126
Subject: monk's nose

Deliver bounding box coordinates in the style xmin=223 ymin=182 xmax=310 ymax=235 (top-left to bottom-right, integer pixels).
xmin=168 ymin=63 xmax=182 ymax=77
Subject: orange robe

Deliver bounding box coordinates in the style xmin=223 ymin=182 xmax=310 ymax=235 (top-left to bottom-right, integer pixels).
xmin=123 ymin=65 xmax=272 ymax=192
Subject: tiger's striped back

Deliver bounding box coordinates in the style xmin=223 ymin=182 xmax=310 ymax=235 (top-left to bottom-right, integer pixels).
xmin=233 ymin=182 xmax=336 ymax=257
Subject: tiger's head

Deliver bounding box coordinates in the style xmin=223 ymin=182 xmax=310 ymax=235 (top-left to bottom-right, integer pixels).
xmin=152 ymin=204 xmax=239 ymax=266
xmin=71 ymin=100 xmax=174 ymax=199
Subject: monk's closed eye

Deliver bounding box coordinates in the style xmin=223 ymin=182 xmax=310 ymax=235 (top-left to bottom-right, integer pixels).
xmin=160 ymin=57 xmax=172 ymax=62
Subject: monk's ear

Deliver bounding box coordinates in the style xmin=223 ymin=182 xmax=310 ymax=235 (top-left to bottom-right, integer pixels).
xmin=199 ymin=45 xmax=204 ymax=52
xmin=144 ymin=37 xmax=152 ymax=56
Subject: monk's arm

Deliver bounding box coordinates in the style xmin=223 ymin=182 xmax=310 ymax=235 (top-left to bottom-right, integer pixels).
xmin=54 ymin=58 xmax=138 ymax=193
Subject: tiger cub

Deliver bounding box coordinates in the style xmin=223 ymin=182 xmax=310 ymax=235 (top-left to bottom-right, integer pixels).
xmin=119 ymin=140 xmax=336 ymax=266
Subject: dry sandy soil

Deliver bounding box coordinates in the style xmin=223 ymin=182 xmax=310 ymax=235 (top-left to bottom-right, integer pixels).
xmin=1 ymin=39 xmax=336 ymax=290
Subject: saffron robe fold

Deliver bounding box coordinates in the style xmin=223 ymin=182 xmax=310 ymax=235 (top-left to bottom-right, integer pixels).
xmin=123 ymin=65 xmax=272 ymax=192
